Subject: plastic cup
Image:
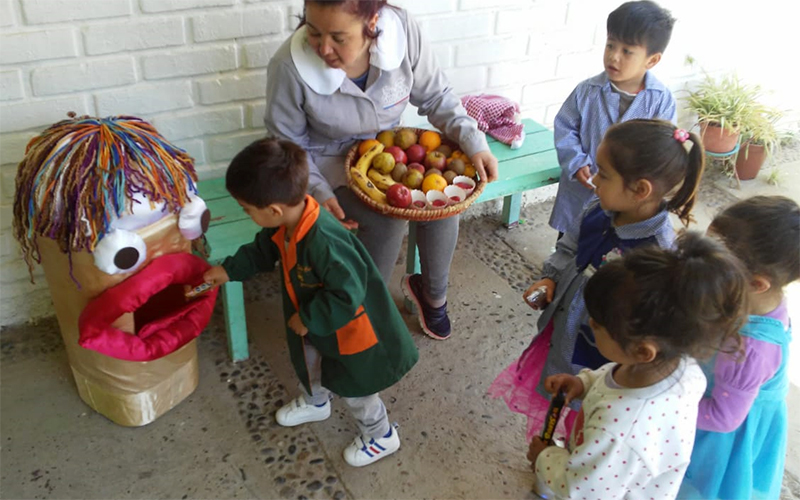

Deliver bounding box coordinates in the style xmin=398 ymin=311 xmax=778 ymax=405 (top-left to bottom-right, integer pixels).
xmin=410 ymin=189 xmax=427 ymax=210
xmin=443 ymin=185 xmax=467 ymax=205
xmin=426 ymin=190 xmax=448 ymax=210
xmin=452 ymin=175 xmax=476 ymax=196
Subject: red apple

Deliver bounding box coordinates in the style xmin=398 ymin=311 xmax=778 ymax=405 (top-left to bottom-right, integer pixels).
xmin=424 ymin=151 xmax=447 ymax=171
xmin=384 ymin=146 xmax=407 ymax=165
xmin=386 ymin=183 xmax=412 ymax=209
xmin=405 ymin=143 xmax=426 ymax=164
xmin=407 ymin=162 xmax=425 ymax=174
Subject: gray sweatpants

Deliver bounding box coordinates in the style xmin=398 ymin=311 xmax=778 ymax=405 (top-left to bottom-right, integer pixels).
xmin=335 ymin=186 xmax=459 ymax=302
xmin=299 ymin=340 xmax=390 ymax=439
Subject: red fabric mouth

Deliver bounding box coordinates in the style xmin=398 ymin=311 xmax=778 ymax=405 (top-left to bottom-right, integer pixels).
xmin=79 ymin=253 xmax=218 ymax=362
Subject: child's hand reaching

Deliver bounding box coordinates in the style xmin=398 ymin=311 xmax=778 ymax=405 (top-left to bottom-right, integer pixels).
xmin=288 ymin=313 xmax=308 ymax=337
xmin=527 ymin=436 xmax=549 ymax=470
xmin=523 ymin=279 xmax=555 ymax=309
xmin=544 ymin=373 xmax=585 ymax=404
xmin=203 ymin=266 xmax=230 ymax=286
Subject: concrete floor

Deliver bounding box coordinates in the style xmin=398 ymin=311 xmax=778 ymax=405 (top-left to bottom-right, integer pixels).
xmin=2 ymin=148 xmax=799 ymax=499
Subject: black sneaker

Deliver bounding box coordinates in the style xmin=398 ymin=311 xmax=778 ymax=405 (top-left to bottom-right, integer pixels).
xmin=401 ymin=274 xmax=451 ymax=340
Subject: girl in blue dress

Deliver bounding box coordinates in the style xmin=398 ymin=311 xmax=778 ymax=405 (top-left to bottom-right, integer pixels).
xmin=490 ymin=120 xmax=706 ymax=440
xmin=679 ymin=196 xmax=800 ymax=500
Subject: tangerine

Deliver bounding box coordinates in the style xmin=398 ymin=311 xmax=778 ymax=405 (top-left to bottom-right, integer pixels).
xmin=359 ymin=139 xmax=381 ymax=157
xmin=464 ymin=164 xmax=477 ymax=178
xmin=419 ymin=131 xmax=442 ymax=152
xmin=421 ymin=172 xmax=448 ymax=193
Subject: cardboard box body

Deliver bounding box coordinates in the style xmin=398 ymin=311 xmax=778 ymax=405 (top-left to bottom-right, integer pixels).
xmin=37 ymin=216 xmax=199 ymax=426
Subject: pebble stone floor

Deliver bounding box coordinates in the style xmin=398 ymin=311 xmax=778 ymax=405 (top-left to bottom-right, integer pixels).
xmin=2 ymin=157 xmax=799 ymax=499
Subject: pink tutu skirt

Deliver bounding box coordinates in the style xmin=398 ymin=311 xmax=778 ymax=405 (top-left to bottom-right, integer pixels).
xmin=489 ymin=320 xmax=577 ymax=441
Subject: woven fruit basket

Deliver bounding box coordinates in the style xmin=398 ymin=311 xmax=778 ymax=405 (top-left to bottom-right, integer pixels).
xmin=344 ymin=128 xmax=486 ymax=222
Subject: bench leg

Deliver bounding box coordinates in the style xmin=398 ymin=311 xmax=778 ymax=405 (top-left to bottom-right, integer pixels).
xmin=221 ymin=281 xmax=249 ymax=362
xmin=501 ymin=193 xmax=522 ymax=228
xmin=404 ymin=221 xmax=421 ymax=313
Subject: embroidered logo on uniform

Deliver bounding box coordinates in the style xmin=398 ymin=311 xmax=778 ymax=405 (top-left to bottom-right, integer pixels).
xmin=296 ymin=265 xmax=322 ymax=288
xmin=381 ymin=78 xmax=410 ymax=110
xmin=582 ymin=247 xmax=623 ymax=278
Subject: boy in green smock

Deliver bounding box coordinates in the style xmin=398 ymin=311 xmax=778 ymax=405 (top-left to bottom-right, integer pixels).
xmin=204 ymin=138 xmax=418 ymax=467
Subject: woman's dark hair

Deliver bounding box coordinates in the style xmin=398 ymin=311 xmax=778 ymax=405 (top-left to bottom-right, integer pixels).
xmin=603 ymin=119 xmax=705 ymax=226
xmin=607 ymin=0 xmax=675 ymax=55
xmin=226 ymin=138 xmax=309 ymax=208
xmin=584 ymin=232 xmax=748 ymax=362
xmin=710 ymin=195 xmax=800 ymax=288
xmin=298 ymin=0 xmax=391 ymax=40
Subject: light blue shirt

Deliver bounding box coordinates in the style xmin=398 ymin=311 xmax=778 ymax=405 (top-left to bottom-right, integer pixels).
xmin=548 ymin=71 xmax=677 ymax=233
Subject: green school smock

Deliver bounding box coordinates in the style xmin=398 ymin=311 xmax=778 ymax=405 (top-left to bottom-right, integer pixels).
xmin=222 ymin=196 xmax=418 ymax=397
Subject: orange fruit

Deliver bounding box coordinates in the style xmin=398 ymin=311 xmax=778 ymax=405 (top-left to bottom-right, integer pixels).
xmin=359 ymin=139 xmax=381 ymax=157
xmin=421 ymin=172 xmax=447 ymax=193
xmin=419 ymin=131 xmax=442 ymax=152
xmin=464 ymin=164 xmax=477 ymax=178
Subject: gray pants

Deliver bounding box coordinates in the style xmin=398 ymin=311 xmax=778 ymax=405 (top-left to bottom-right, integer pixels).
xmin=300 ymin=340 xmax=390 ymax=439
xmin=335 ymin=186 xmax=459 ymax=302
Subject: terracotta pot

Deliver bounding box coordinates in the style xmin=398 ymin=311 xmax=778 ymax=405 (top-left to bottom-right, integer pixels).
xmin=735 ymin=142 xmax=767 ymax=180
xmin=700 ymin=122 xmax=740 ymax=153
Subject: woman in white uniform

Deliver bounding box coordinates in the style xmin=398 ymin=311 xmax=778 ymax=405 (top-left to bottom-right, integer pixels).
xmin=265 ymin=0 xmax=498 ymax=340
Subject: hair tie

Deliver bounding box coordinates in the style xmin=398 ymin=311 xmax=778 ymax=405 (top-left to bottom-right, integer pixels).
xmin=673 ymin=128 xmax=690 ymax=143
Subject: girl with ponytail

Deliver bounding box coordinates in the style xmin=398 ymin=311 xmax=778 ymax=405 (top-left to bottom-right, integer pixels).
xmin=490 ymin=119 xmax=706 ymax=443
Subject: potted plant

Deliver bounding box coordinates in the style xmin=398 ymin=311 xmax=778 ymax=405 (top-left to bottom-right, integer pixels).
xmin=735 ymin=106 xmax=782 ymax=180
xmin=685 ymin=74 xmax=761 ymax=153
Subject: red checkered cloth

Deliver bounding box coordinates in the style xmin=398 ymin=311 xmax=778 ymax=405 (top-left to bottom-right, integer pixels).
xmin=461 ymin=94 xmax=525 ymax=148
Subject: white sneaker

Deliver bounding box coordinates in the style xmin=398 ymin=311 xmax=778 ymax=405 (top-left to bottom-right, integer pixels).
xmin=343 ymin=426 xmax=401 ymax=467
xmin=275 ymin=396 xmax=330 ymax=427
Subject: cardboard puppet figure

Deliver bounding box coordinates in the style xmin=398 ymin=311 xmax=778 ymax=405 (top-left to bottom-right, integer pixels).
xmin=12 ymin=115 xmax=218 ymax=426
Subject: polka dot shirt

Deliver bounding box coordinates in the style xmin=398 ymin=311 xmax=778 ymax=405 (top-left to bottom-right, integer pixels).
xmin=535 ymin=358 xmax=706 ymax=499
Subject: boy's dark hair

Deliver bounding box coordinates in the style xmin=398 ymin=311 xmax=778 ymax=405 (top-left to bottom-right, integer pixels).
xmin=603 ymin=119 xmax=705 ymax=226
xmin=710 ymin=195 xmax=800 ymax=288
xmin=226 ymin=137 xmax=309 ymax=207
xmin=584 ymin=232 xmax=748 ymax=363
xmin=607 ymin=1 xmax=675 ymax=55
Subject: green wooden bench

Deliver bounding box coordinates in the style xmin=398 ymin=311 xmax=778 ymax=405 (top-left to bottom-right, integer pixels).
xmin=198 ymin=117 xmax=560 ymax=362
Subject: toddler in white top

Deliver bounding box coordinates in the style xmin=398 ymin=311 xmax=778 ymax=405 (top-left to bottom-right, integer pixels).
xmin=529 ymin=233 xmax=749 ymax=500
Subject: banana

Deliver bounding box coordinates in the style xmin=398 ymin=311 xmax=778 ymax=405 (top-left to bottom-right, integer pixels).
xmin=367 ymin=169 xmax=397 ymax=191
xmin=354 ymin=142 xmax=385 ymax=174
xmin=350 ymin=168 xmax=387 ymax=204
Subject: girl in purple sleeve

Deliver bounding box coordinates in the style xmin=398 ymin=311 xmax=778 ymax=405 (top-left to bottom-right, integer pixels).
xmin=679 ymin=196 xmax=800 ymax=500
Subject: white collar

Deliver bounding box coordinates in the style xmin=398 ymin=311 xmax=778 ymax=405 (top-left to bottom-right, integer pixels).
xmin=609 ymin=81 xmax=639 ymax=97
xmin=290 ymin=7 xmax=406 ymax=95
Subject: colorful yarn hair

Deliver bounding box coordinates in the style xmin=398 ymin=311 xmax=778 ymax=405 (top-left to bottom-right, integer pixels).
xmin=13 ymin=115 xmax=198 ymax=281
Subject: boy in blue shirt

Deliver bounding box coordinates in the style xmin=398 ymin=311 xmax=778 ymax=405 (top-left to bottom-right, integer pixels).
xmin=548 ymin=0 xmax=677 ymax=238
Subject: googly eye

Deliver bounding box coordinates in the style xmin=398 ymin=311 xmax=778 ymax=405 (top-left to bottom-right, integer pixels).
xmin=93 ymin=229 xmax=147 ymax=275
xmin=178 ymin=194 xmax=209 ymax=241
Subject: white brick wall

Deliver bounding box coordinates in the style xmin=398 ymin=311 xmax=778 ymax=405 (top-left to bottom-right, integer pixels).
xmin=83 ymin=17 xmax=186 ymax=55
xmin=20 ymin=0 xmax=132 ymax=24
xmin=0 ymin=0 xmax=797 ymax=326
xmin=143 ymin=44 xmax=238 ymax=79
xmin=0 ymin=69 xmax=24 ymax=100
xmin=0 ymin=0 xmax=15 ymax=27
xmin=31 ymin=57 xmax=137 ymax=96
xmin=191 ymin=7 xmax=283 ymax=42
xmin=1 ymin=28 xmax=78 ymax=64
